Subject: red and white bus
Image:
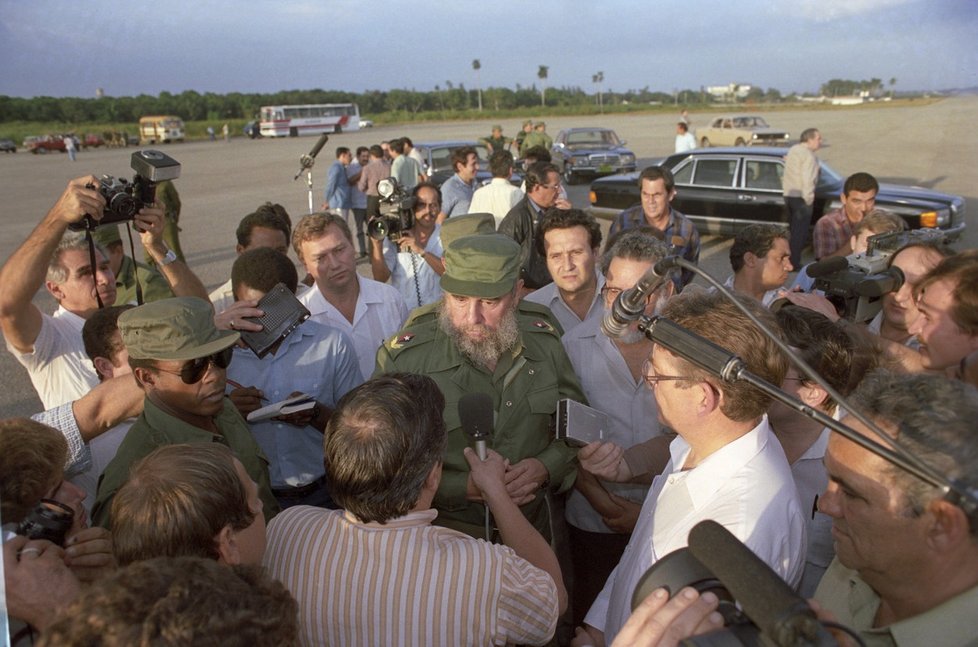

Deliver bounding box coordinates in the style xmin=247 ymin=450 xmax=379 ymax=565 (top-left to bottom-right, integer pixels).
xmin=259 ymin=103 xmax=361 ymax=137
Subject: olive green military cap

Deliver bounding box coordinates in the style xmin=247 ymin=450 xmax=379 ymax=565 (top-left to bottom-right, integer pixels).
xmin=441 ymin=234 xmax=520 ymax=298
xmin=439 ymin=213 xmax=496 ymax=249
xmin=522 ymin=119 xmax=533 ymax=127
xmin=119 ymin=296 xmax=239 ymax=361
xmin=91 ymin=224 xmax=122 ymax=248
xmin=535 ymin=121 xmax=546 ymax=128
xmin=492 ymin=124 xmax=503 ymax=131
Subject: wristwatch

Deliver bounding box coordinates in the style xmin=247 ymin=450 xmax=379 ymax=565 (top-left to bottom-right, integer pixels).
xmin=159 ymin=248 xmax=177 ymax=266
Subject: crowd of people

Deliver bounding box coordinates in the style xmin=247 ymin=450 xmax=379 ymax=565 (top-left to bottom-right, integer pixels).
xmin=2 ymin=124 xmax=977 ymax=647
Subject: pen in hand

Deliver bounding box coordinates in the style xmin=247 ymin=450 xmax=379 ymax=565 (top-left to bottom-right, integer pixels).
xmin=225 ymin=378 xmax=269 ymax=402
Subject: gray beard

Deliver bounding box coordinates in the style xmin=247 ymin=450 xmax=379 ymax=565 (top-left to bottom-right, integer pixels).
xmin=439 ymin=303 xmax=520 ymax=371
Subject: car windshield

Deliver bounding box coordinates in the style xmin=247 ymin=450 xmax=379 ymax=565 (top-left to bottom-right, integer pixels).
xmin=566 ymin=130 xmax=620 ymax=146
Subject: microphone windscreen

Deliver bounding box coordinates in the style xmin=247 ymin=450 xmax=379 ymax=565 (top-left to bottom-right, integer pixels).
xmin=459 ymin=392 xmax=494 ymax=441
xmin=804 ymin=256 xmax=848 ymax=278
xmin=688 ymin=520 xmax=812 ymax=640
xmin=308 ymin=132 xmax=330 ymax=159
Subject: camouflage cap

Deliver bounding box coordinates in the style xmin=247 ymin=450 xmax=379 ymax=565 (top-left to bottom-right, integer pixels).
xmin=522 ymin=119 xmax=533 ymax=127
xmin=535 ymin=121 xmax=546 ymax=128
xmin=492 ymin=124 xmax=503 ymax=132
xmin=441 ymin=234 xmax=520 ymax=298
xmin=119 ymin=296 xmax=239 ymax=361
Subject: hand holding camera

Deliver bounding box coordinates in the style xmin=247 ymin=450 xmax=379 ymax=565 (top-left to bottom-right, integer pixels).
xmin=51 ymin=175 xmax=106 ymax=228
xmin=69 ymin=150 xmax=181 ymax=232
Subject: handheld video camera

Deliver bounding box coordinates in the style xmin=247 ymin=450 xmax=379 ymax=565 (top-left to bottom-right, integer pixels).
xmin=367 ymin=177 xmax=415 ymax=241
xmin=70 ymin=149 xmax=181 ymax=231
xmin=631 ymin=520 xmax=841 ymax=646
xmin=808 ymin=228 xmax=948 ymax=322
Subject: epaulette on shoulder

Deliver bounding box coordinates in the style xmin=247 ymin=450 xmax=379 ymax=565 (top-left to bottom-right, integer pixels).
xmin=517 ymin=301 xmax=563 ymax=337
xmin=382 ymin=320 xmax=437 ymax=356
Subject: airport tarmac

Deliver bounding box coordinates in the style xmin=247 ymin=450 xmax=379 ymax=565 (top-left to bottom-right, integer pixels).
xmin=1 ymin=97 xmax=975 ymax=417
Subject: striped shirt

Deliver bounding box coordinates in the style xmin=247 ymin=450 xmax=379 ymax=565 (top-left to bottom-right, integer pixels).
xmin=263 ymin=506 xmax=559 ymax=646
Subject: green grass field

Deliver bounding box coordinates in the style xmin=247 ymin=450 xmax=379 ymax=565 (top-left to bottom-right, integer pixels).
xmin=0 ymin=97 xmax=937 ymax=149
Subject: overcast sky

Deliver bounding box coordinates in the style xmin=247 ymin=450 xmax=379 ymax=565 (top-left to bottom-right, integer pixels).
xmin=1 ymin=0 xmax=976 ymax=99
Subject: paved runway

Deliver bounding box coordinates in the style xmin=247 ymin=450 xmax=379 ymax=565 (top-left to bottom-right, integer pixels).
xmin=1 ymin=97 xmax=975 ymax=417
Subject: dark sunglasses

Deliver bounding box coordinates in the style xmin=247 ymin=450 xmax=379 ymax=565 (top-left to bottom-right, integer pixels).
xmin=156 ymin=347 xmax=233 ymax=384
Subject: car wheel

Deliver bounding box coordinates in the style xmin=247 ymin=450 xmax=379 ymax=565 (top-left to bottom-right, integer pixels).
xmin=563 ymin=168 xmax=578 ymax=185
xmin=289 ymin=127 xmax=298 ymax=137
xmin=334 ymin=124 xmax=343 ymax=134
xmin=700 ymin=137 xmax=710 ymax=147
xmin=735 ymin=138 xmax=746 ymax=146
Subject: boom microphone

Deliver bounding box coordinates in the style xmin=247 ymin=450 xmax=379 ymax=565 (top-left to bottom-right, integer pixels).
xmin=643 ymin=317 xmax=743 ymax=382
xmin=307 ymin=132 xmax=330 ymax=160
xmin=459 ymin=392 xmax=494 ymax=460
xmin=804 ymin=256 xmax=848 ymax=279
xmin=688 ymin=520 xmax=836 ymax=647
xmin=293 ymin=133 xmax=330 ymax=180
xmin=601 ymin=256 xmax=679 ymax=339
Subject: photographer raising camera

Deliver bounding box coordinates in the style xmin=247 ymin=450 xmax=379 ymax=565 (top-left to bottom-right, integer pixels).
xmin=368 ymin=181 xmax=445 ymax=309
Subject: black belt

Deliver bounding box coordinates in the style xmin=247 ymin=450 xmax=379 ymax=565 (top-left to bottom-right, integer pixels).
xmin=272 ymin=475 xmax=326 ymax=499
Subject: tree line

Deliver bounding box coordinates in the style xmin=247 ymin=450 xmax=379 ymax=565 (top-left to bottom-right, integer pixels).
xmin=0 ymin=78 xmax=898 ymax=125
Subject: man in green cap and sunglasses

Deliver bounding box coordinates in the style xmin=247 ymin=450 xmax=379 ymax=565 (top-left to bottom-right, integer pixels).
xmin=376 ymin=233 xmax=586 ymax=541
xmin=91 ymin=296 xmax=278 ymax=528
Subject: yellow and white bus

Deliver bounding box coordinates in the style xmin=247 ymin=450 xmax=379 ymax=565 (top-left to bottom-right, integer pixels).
xmin=259 ymin=103 xmax=360 ymax=137
xmin=139 ymin=115 xmax=185 ymax=144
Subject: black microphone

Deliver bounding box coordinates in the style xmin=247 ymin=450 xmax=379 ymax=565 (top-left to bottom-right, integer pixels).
xmin=459 ymin=393 xmax=493 ymax=460
xmin=307 ymin=132 xmax=330 ymax=160
xmin=294 ymin=133 xmax=330 ymax=179
xmin=688 ymin=520 xmax=836 ymax=647
xmin=644 ymin=317 xmax=743 ymax=382
xmin=804 ymin=256 xmax=848 ymax=278
xmin=601 ymin=256 xmax=679 ymax=339
xmin=855 ymin=266 xmax=904 ymax=297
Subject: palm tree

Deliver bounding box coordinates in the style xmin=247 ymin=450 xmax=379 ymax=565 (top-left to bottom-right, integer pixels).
xmin=593 ymin=71 xmax=604 ymax=112
xmin=538 ymin=65 xmax=549 ymax=107
xmin=473 ymin=59 xmax=482 ymax=111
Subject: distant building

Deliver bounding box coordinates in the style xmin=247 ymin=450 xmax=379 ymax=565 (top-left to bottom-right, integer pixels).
xmin=706 ymin=83 xmax=752 ymax=101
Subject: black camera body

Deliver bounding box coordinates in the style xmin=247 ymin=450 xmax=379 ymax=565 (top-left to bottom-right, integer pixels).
xmin=367 ymin=177 xmax=415 ymax=241
xmin=812 ymin=228 xmax=947 ymax=322
xmin=16 ymin=499 xmax=75 ymax=546
xmin=71 ymin=149 xmax=181 ymax=231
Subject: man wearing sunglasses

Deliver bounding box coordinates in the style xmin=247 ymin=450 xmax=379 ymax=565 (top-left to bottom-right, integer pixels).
xmin=90 ymin=297 xmax=279 ymax=529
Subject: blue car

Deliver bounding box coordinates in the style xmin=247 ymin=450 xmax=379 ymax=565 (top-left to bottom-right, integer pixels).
xmin=551 ymin=127 xmax=637 ymax=185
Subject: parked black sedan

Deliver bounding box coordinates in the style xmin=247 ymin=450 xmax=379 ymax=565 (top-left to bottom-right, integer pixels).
xmin=551 ymin=127 xmax=637 ymax=185
xmin=588 ymin=147 xmax=966 ymax=239
xmin=414 ymin=140 xmax=522 ymax=188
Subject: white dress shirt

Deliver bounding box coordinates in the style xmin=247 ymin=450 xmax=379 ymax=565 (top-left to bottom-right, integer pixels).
xmin=469 ymin=178 xmax=524 ymax=228
xmin=585 ymin=417 xmax=806 ymax=642
xmin=298 ymin=275 xmax=408 ymax=379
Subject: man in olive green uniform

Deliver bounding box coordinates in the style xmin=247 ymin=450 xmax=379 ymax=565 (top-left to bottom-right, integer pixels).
xmin=376 ymin=234 xmax=586 ymax=540
xmin=92 ymin=297 xmax=279 ymax=528
xmin=521 ymin=121 xmax=553 ymax=156
xmin=479 ymin=125 xmax=513 ymax=155
xmin=93 ymin=225 xmax=175 ymax=305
